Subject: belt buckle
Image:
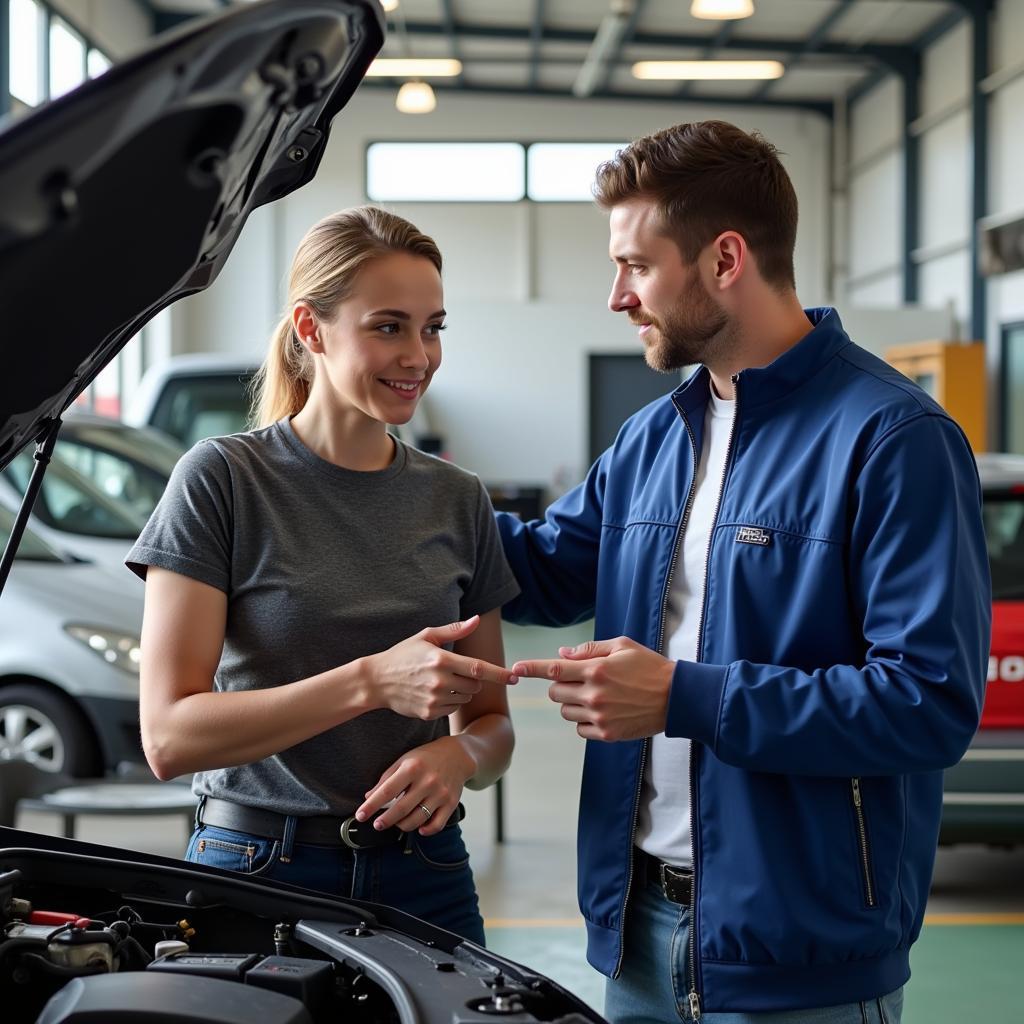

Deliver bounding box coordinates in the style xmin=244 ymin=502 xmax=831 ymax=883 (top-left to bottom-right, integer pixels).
xmin=658 ymin=861 xmax=672 ymax=897
xmin=339 ymin=815 xmax=365 ymax=850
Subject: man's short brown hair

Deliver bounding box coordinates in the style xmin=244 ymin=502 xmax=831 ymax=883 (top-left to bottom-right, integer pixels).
xmin=594 ymin=120 xmax=798 ymax=291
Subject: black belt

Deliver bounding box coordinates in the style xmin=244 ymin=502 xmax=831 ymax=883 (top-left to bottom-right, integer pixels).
xmin=199 ymin=797 xmax=465 ymax=850
xmin=635 ymin=848 xmax=693 ymax=906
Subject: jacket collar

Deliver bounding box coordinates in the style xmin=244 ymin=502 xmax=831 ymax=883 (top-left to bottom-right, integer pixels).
xmin=672 ymin=307 xmax=853 ymax=419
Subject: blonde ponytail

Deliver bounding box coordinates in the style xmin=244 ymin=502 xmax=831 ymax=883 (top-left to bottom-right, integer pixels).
xmin=251 ymin=206 xmax=442 ymax=429
xmin=251 ymin=316 xmax=313 ymax=428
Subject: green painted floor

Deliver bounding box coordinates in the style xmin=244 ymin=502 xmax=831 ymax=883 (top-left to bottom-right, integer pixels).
xmin=485 ymin=922 xmax=1024 ymax=1022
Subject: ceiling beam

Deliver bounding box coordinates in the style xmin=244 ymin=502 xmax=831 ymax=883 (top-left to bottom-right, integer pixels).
xmin=753 ymin=0 xmax=857 ymax=101
xmin=591 ymin=0 xmax=648 ymax=96
xmin=678 ymin=20 xmax=737 ymax=100
xmin=439 ymin=0 xmax=464 ymax=87
xmin=528 ymin=0 xmax=544 ymax=90
xmin=402 ymin=19 xmax=914 ymax=71
xmin=359 ymin=79 xmax=834 ymax=118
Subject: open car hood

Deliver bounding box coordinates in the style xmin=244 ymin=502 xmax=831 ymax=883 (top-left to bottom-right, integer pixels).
xmin=0 ymin=0 xmax=384 ymax=471
xmin=1 ymin=827 xmax=601 ymax=1023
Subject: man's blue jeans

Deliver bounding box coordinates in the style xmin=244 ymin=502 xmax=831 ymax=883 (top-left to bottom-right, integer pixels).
xmin=604 ymin=877 xmax=904 ymax=1024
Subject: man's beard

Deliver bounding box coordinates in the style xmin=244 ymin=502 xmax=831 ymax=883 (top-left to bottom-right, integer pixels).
xmin=635 ymin=275 xmax=732 ymax=373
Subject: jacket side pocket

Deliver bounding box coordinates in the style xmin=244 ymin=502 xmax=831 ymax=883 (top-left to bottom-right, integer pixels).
xmin=851 ymin=777 xmax=878 ymax=908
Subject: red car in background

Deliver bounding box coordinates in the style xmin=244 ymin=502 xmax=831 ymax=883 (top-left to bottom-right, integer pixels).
xmin=940 ymin=453 xmax=1024 ymax=845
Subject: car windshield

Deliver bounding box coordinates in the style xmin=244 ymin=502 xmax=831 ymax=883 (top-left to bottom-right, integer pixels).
xmin=0 ymin=504 xmax=63 ymax=562
xmin=983 ymin=490 xmax=1024 ymax=600
xmin=2 ymin=452 xmax=146 ymax=540
xmin=55 ymin=423 xmax=182 ymax=520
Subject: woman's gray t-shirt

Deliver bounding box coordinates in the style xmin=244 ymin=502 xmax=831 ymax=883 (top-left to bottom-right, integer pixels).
xmin=126 ymin=417 xmax=520 ymax=816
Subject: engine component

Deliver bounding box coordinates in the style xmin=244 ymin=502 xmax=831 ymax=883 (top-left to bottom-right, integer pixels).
xmin=147 ymin=951 xmax=260 ymax=981
xmin=35 ymin=972 xmax=313 ymax=1024
xmin=245 ymin=956 xmax=334 ymax=1017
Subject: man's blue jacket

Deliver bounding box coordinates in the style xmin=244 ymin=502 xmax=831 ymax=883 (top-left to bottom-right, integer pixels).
xmin=497 ymin=308 xmax=990 ymax=1014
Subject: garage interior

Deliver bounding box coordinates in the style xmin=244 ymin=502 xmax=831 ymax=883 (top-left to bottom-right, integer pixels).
xmin=2 ymin=1 xmax=1024 ymax=1022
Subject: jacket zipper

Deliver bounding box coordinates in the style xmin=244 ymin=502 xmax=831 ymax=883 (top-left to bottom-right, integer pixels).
xmin=850 ymin=778 xmax=877 ymax=908
xmin=687 ymin=375 xmax=741 ymax=1020
xmin=612 ymin=398 xmax=701 ymax=980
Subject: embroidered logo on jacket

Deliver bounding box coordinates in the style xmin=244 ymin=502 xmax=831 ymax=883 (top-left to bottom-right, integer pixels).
xmin=736 ymin=526 xmax=771 ymax=546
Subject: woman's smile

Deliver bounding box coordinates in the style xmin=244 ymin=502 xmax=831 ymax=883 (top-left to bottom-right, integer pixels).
xmin=380 ymin=377 xmax=424 ymax=400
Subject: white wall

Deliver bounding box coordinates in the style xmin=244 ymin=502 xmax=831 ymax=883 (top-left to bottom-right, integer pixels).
xmin=845 ymin=0 xmax=1024 ymax=352
xmin=173 ymin=89 xmax=831 ymax=489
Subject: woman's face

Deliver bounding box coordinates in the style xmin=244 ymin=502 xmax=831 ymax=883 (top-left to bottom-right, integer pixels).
xmin=314 ymin=251 xmax=445 ymax=426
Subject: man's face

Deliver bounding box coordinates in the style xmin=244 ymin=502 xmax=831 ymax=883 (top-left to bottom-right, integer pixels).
xmin=607 ymin=198 xmax=729 ymax=372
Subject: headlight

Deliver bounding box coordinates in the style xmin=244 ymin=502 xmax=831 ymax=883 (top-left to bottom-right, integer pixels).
xmin=64 ymin=625 xmax=142 ymax=675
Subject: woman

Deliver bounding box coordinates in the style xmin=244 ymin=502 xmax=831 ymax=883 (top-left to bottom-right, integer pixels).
xmin=126 ymin=207 xmax=519 ymax=944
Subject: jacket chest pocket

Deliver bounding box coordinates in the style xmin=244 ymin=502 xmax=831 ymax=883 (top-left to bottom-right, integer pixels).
xmin=706 ymin=525 xmax=853 ymax=667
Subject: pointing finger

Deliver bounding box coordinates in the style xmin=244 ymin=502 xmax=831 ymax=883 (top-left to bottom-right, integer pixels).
xmin=447 ymin=652 xmax=518 ymax=685
xmin=511 ymin=658 xmax=589 ymax=681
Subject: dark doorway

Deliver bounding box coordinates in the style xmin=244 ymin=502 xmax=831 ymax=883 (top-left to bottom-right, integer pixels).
xmin=588 ymin=353 xmax=681 ymax=463
xmin=1000 ymin=322 xmax=1024 ymax=453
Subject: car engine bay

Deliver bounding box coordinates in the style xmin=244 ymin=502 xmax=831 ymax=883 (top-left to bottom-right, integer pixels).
xmin=1 ymin=829 xmax=599 ymax=1024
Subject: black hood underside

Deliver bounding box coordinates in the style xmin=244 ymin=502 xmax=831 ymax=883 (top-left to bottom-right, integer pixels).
xmin=0 ymin=0 xmax=384 ymax=471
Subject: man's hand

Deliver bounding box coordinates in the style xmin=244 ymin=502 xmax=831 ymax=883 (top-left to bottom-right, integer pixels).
xmin=512 ymin=636 xmax=674 ymax=741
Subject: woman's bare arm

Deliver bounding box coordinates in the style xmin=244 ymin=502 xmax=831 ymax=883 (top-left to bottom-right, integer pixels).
xmin=139 ymin=569 xmax=515 ymax=781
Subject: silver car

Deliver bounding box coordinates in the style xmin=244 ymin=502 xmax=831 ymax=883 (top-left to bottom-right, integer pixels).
xmin=0 ymin=505 xmax=143 ymax=776
xmin=0 ymin=414 xmax=183 ymax=567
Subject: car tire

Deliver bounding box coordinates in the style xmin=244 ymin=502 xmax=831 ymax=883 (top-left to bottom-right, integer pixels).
xmin=0 ymin=683 xmax=103 ymax=777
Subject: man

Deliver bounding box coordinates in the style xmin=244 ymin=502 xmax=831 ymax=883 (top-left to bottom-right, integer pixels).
xmin=498 ymin=120 xmax=990 ymax=1024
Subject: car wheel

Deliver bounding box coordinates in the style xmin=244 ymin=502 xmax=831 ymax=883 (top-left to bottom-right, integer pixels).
xmin=0 ymin=684 xmax=102 ymax=776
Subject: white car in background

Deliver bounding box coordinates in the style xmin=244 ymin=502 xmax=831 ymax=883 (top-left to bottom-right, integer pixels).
xmin=0 ymin=417 xmax=181 ymax=773
xmin=125 ymin=354 xmax=258 ymax=448
xmin=0 ymin=414 xmax=184 ymax=566
xmin=0 ymin=505 xmax=143 ymax=776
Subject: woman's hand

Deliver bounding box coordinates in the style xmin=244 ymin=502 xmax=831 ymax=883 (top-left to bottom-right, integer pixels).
xmin=355 ymin=736 xmax=476 ymax=836
xmin=364 ymin=615 xmax=517 ymax=720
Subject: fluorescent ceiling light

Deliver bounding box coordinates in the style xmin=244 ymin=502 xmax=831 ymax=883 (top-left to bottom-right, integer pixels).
xmin=395 ymin=81 xmax=437 ymax=114
xmin=632 ymin=60 xmax=783 ymax=81
xmin=367 ymin=58 xmax=462 ymax=78
xmin=381 ymin=0 xmax=399 ymax=11
xmin=691 ymin=0 xmax=755 ymax=19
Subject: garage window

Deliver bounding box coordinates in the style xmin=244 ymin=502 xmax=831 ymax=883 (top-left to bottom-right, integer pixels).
xmin=9 ymin=0 xmax=43 ymax=106
xmin=48 ymin=16 xmax=86 ymax=99
xmin=367 ymin=142 xmax=526 ymax=202
xmin=527 ymin=142 xmax=628 ymax=201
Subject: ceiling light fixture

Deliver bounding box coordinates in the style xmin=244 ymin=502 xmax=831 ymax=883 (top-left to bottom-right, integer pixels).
xmin=632 ymin=59 xmax=783 ymax=80
xmin=381 ymin=0 xmax=400 ymax=11
xmin=395 ymin=81 xmax=437 ymax=114
xmin=690 ymin=0 xmax=755 ymax=19
xmin=367 ymin=58 xmax=462 ymax=77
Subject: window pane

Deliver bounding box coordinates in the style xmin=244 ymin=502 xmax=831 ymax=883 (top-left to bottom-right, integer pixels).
xmin=983 ymin=495 xmax=1024 ymax=600
xmin=50 ymin=18 xmax=86 ymax=99
xmin=367 ymin=143 xmax=525 ymax=201
xmin=9 ymin=0 xmax=42 ymax=106
xmin=87 ymin=48 xmax=111 ymax=78
xmin=1003 ymin=324 xmax=1024 ymax=454
xmin=527 ymin=143 xmax=628 ymax=201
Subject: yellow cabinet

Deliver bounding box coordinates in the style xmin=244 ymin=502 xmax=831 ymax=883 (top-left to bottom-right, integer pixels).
xmin=884 ymin=340 xmax=987 ymax=452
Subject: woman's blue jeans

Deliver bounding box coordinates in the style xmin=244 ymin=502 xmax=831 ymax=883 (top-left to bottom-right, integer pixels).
xmin=184 ymin=813 xmax=485 ymax=946
xmin=604 ymin=876 xmax=904 ymax=1024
